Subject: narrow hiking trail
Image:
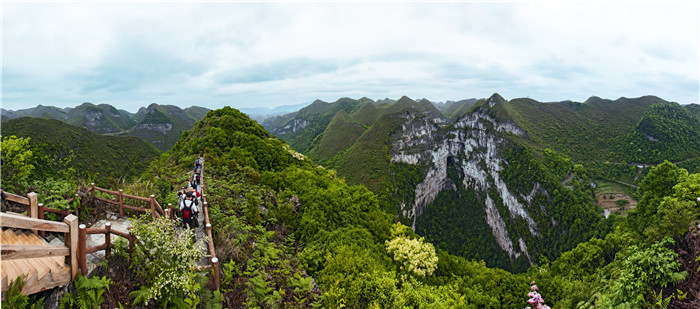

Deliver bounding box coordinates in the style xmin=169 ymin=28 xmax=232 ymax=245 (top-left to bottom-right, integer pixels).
xmin=178 ymin=156 xmax=209 ymax=267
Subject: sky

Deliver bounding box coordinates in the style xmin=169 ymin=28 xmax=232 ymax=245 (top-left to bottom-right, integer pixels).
xmin=2 ymin=1 xmax=699 ymax=113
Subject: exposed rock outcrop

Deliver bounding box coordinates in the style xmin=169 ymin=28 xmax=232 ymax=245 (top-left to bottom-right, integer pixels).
xmin=390 ymin=95 xmax=540 ymax=262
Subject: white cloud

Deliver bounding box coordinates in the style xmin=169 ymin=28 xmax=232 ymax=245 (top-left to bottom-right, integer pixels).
xmin=2 ymin=1 xmax=698 ymax=112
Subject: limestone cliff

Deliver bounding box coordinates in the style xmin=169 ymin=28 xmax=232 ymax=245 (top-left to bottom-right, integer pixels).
xmin=390 ymin=94 xmax=538 ymax=264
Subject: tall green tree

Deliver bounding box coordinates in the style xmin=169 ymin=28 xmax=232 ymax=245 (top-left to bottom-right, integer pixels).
xmin=1 ymin=135 xmax=35 ymax=191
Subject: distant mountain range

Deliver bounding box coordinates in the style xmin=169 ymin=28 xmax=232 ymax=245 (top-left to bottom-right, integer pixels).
xmin=1 ymin=101 xmax=319 ymax=151
xmin=239 ymin=102 xmax=312 ymax=123
xmin=1 ymin=103 xmax=210 ymax=151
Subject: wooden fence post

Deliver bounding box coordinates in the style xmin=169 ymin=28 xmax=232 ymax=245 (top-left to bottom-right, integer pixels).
xmin=90 ymin=183 xmax=95 ymax=196
xmin=118 ymin=190 xmax=124 ymax=216
xmin=38 ymin=203 xmax=46 ymax=238
xmin=131 ymin=234 xmax=138 ymax=261
xmin=27 ymin=192 xmax=38 ymax=234
xmin=64 ymin=215 xmax=79 ymax=280
xmin=79 ymin=224 xmax=87 ymax=276
xmin=74 ymin=193 xmax=80 ymax=217
xmin=149 ymin=195 xmax=159 ymax=219
xmin=168 ymin=203 xmax=173 ymax=220
xmin=105 ymin=222 xmax=112 ymax=258
xmin=212 ymin=257 xmax=220 ymax=290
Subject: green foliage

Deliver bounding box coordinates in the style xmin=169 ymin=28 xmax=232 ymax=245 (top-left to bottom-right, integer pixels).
xmin=3 ymin=277 xmax=45 ymax=309
xmin=60 ymin=274 xmax=113 ymax=309
xmin=616 ymin=103 xmax=700 ymax=164
xmin=1 ymin=135 xmax=36 ymax=191
xmin=385 ymin=233 xmax=439 ymax=276
xmin=544 ymin=148 xmax=573 ymax=179
xmin=128 ymin=214 xmax=205 ymax=307
xmin=626 ymin=161 xmax=699 ymax=242
xmin=601 ymin=238 xmax=686 ymax=307
xmin=506 ymin=96 xmax=663 ymax=163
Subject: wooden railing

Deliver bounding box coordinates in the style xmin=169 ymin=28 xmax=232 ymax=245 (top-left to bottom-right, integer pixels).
xmin=2 ymin=155 xmax=221 ymax=292
xmin=188 ymin=159 xmax=220 ymax=289
xmin=0 ymin=212 xmax=80 ymax=280
xmin=89 ymin=183 xmax=165 ymax=219
xmin=78 ymin=222 xmax=137 ymax=276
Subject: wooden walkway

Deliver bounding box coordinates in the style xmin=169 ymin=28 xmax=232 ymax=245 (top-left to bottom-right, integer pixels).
xmin=1 ymin=229 xmax=72 ymax=296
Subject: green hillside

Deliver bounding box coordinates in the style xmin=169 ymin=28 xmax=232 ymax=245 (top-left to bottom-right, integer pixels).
xmin=615 ymin=103 xmax=700 ymax=164
xmin=307 ymin=110 xmax=366 ymax=162
xmin=443 ymin=98 xmax=478 ymax=120
xmin=686 ymin=103 xmax=700 ymax=117
xmin=183 ymin=106 xmax=210 ymax=120
xmin=2 ymin=103 xmax=210 ymax=151
xmin=64 ymin=102 xmax=136 ymax=133
xmin=125 ymin=103 xmax=206 ymax=151
xmin=1 ymin=104 xmax=69 ymax=120
xmin=2 ymin=117 xmax=160 ymax=182
xmin=504 ymin=96 xmax=666 ymax=162
xmin=262 ymin=97 xmax=371 ymax=153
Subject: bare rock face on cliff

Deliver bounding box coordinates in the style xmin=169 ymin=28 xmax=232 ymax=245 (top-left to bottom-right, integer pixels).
xmin=390 ymin=94 xmax=539 ymax=265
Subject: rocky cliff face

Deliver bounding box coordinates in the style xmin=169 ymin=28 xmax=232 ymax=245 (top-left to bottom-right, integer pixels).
xmin=276 ymin=119 xmax=309 ymax=135
xmin=134 ymin=123 xmax=173 ymax=135
xmin=390 ymin=96 xmax=539 ymax=263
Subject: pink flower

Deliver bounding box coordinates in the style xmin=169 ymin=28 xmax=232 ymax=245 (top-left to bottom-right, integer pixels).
xmin=524 ymin=282 xmax=549 ymax=309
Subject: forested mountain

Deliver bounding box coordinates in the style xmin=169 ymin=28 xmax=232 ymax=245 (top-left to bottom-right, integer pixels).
xmin=126 ymin=103 xmax=207 ymax=151
xmin=262 ymin=97 xmax=373 ymax=153
xmin=2 ymin=117 xmax=160 ymax=186
xmin=2 ymin=103 xmax=210 ymax=151
xmin=1 ymin=104 xmax=70 ymax=120
xmin=4 ymin=105 xmax=700 ymax=308
xmin=263 ymin=94 xmax=699 ymax=271
xmin=144 ymin=108 xmax=700 ymax=307
xmin=615 ymin=103 xmax=700 ymax=164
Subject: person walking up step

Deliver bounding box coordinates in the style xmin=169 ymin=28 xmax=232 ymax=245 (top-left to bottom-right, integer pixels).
xmin=180 ymin=191 xmax=199 ymax=229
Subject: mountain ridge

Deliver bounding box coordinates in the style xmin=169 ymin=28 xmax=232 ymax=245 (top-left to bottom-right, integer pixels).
xmin=2 ymin=103 xmax=210 ymax=151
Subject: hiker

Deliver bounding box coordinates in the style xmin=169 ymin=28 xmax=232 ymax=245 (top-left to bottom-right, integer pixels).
xmin=195 ymin=174 xmax=201 ymax=185
xmin=177 ymin=191 xmax=184 ymax=208
xmin=190 ymin=180 xmax=198 ymax=191
xmin=191 ymin=187 xmax=202 ymax=206
xmin=194 ymin=159 xmax=202 ymax=174
xmin=179 ymin=191 xmax=199 ymax=229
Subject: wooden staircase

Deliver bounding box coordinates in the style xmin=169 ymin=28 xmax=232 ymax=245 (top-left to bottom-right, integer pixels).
xmin=1 ymin=229 xmax=72 ymax=297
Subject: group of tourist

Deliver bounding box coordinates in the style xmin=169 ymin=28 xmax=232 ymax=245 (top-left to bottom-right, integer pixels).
xmin=176 ymin=158 xmax=203 ymax=229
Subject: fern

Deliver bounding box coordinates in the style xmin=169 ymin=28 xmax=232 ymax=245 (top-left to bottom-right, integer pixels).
xmin=4 ymin=277 xmax=45 ymax=309
xmin=60 ymin=274 xmax=112 ymax=309
xmin=129 ymin=286 xmax=151 ymax=306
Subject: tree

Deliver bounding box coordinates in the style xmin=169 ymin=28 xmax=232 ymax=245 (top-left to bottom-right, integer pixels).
xmin=1 ymin=135 xmax=35 ymax=191
xmin=385 ymin=228 xmax=439 ymax=277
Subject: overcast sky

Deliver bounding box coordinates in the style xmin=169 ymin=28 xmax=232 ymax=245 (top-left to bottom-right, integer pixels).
xmin=2 ymin=1 xmax=699 ymax=113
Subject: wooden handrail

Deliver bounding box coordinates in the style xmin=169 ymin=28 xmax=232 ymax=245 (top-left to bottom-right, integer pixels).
xmin=3 ymin=192 xmax=30 ymax=205
xmin=0 ymin=212 xmax=69 ymax=233
xmin=1 ymin=244 xmax=69 ymax=260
